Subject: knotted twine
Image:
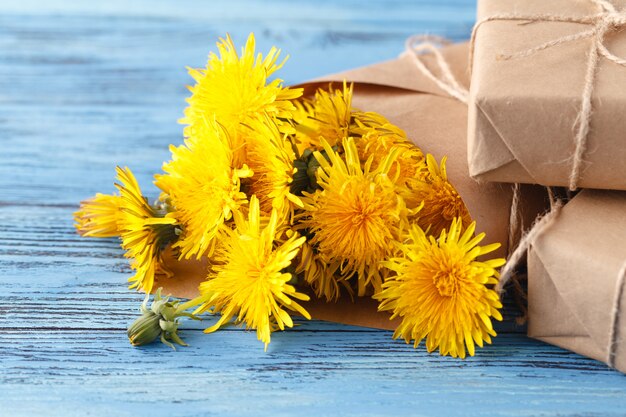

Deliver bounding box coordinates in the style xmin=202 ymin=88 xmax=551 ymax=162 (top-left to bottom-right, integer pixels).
xmin=403 ymin=35 xmax=470 ymax=104
xmin=406 ymin=19 xmax=625 ymax=366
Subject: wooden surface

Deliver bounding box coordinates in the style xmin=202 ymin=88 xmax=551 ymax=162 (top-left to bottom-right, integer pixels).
xmin=1 ymin=1 xmax=625 ymax=416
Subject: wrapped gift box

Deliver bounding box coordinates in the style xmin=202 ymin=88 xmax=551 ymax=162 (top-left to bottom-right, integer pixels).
xmin=528 ymin=189 xmax=626 ymax=373
xmin=469 ymin=0 xmax=626 ymax=190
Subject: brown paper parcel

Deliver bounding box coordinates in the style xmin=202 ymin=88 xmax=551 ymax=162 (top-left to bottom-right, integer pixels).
xmin=155 ymin=42 xmax=548 ymax=330
xmin=528 ymin=189 xmax=626 ymax=373
xmin=469 ymin=0 xmax=626 ymax=190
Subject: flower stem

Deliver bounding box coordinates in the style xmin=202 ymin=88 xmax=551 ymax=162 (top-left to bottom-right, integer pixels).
xmin=175 ymin=295 xmax=205 ymax=314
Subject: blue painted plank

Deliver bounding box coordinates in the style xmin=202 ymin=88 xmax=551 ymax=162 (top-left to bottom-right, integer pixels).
xmin=3 ymin=332 xmax=626 ymax=417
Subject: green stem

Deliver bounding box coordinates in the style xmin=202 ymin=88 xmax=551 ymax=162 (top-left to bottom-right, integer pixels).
xmin=175 ymin=295 xmax=205 ymax=314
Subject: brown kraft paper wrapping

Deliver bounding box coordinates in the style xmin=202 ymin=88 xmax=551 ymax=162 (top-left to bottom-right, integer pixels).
xmin=155 ymin=42 xmax=549 ymax=330
xmin=469 ymin=0 xmax=626 ymax=190
xmin=528 ymin=189 xmax=626 ymax=373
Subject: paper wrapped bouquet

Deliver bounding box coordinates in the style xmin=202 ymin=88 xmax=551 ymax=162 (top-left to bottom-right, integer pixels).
xmin=72 ymin=0 xmax=626 ymax=373
xmin=74 ymin=34 xmax=548 ymax=358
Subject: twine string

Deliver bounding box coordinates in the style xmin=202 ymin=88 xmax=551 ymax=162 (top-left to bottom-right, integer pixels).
xmin=496 ymin=197 xmax=563 ymax=294
xmin=608 ymin=261 xmax=626 ymax=368
xmin=507 ymin=183 xmax=522 ymax=257
xmin=403 ymin=34 xmax=469 ymax=104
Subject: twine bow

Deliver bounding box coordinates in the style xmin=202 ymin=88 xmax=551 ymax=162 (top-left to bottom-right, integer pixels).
xmin=470 ymin=0 xmax=626 ymax=192
xmin=403 ymin=35 xmax=469 ymax=104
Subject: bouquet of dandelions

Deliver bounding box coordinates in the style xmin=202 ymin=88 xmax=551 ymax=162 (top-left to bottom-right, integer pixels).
xmin=74 ymin=33 xmax=505 ymax=358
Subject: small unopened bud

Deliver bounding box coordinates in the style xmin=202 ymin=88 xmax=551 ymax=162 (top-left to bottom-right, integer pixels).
xmin=128 ymin=311 xmax=162 ymax=347
xmin=291 ymin=158 xmax=310 ymax=196
xmin=290 ymin=147 xmax=337 ymax=195
xmin=127 ymin=288 xmax=198 ymax=349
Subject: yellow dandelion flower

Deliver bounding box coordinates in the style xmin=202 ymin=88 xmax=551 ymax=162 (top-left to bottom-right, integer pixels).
xmin=295 ymin=241 xmax=347 ymax=302
xmin=354 ymin=120 xmax=426 ymax=188
xmin=294 ymin=83 xmax=427 ymax=184
xmin=376 ymin=218 xmax=505 ymax=359
xmin=180 ymin=33 xmax=302 ymax=167
xmin=295 ymin=82 xmax=353 ymax=150
xmin=196 ymin=196 xmax=310 ymax=349
xmin=404 ymin=154 xmax=472 ymax=237
xmin=242 ymin=116 xmax=303 ymax=219
xmin=299 ymin=138 xmax=408 ymax=296
xmin=115 ymin=167 xmax=179 ymax=293
xmin=350 ymin=110 xmax=406 ymax=135
xmin=155 ymin=120 xmax=252 ymax=260
xmin=291 ymin=100 xmax=315 ymax=157
xmin=292 ymin=97 xmax=314 ymax=125
xmin=74 ymin=193 xmax=122 ymax=238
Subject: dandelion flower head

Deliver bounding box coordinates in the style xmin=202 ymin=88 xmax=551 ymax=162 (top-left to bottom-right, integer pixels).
xmin=241 ymin=116 xmax=303 ymax=220
xmin=74 ymin=193 xmax=122 ymax=238
xmin=196 ymin=196 xmax=310 ymax=349
xmin=404 ymin=154 xmax=471 ymax=236
xmin=155 ymin=120 xmax=251 ymax=260
xmin=299 ymin=138 xmax=408 ymax=296
xmin=180 ymin=33 xmax=302 ymax=167
xmin=115 ymin=167 xmax=178 ymax=293
xmin=376 ymin=219 xmax=505 ymax=358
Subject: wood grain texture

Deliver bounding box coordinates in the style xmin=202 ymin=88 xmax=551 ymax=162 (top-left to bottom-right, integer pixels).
xmin=3 ymin=332 xmax=626 ymax=417
xmin=1 ymin=1 xmax=625 ymax=416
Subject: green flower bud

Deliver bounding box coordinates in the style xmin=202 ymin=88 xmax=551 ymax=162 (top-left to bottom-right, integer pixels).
xmin=127 ymin=288 xmax=198 ymax=350
xmin=128 ymin=311 xmax=162 ymax=347
xmin=291 ymin=158 xmax=310 ymax=196
xmin=290 ymin=147 xmax=337 ymax=195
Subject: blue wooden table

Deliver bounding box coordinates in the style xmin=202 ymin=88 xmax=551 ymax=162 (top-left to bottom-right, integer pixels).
xmin=1 ymin=1 xmax=626 ymax=416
